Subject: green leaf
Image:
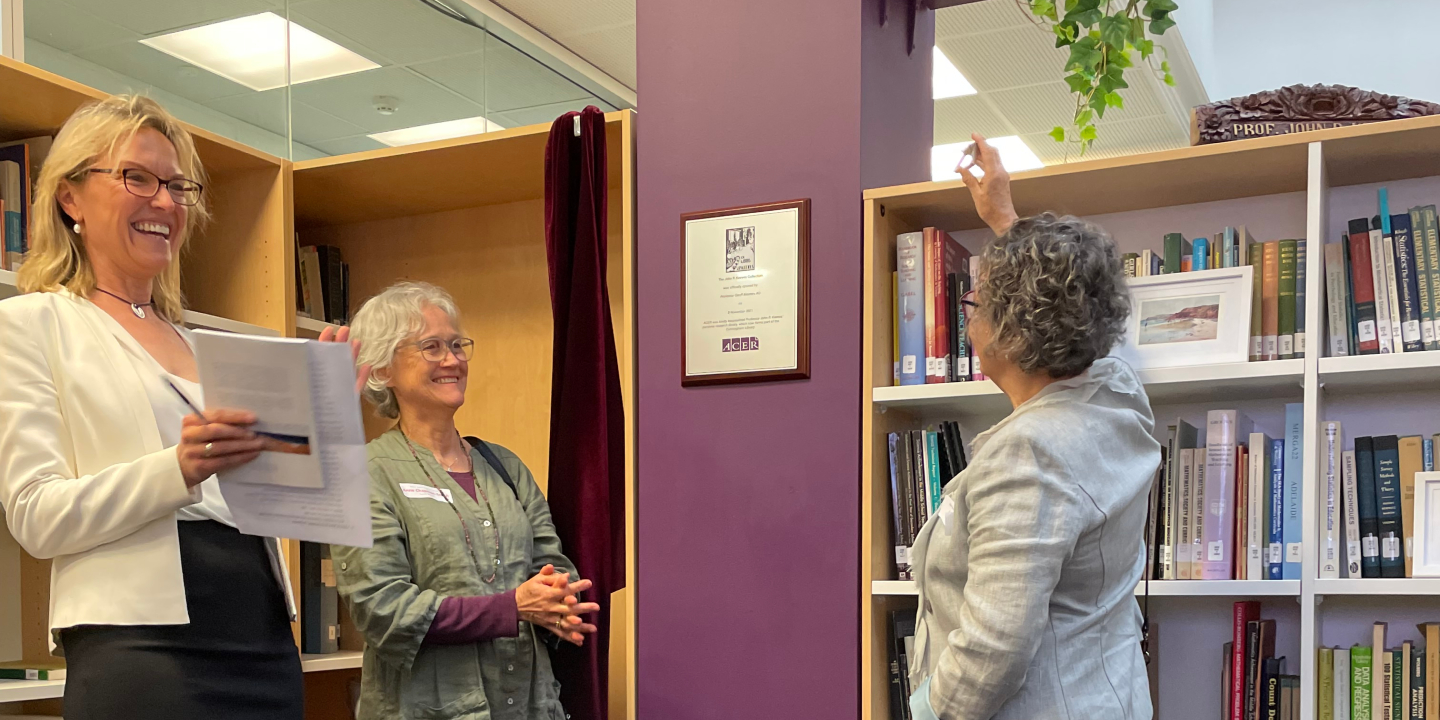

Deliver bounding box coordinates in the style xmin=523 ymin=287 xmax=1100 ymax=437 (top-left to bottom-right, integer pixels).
xmin=1065 ymin=39 xmax=1102 ymax=72
xmin=1129 ymin=17 xmax=1146 ymax=42
xmin=1160 ymin=60 xmax=1171 ymax=72
xmin=1065 ymin=0 xmax=1079 ymax=12
xmin=1136 ymin=38 xmax=1154 ymax=58
xmin=1049 ymin=126 xmax=1067 ymax=143
xmin=1109 ymin=49 xmax=1134 ymax=68
xmin=1054 ymin=21 xmax=1079 ymax=45
xmin=1144 ymin=0 xmax=1179 ymax=14
xmin=1076 ymin=109 xmax=1093 ymax=126
xmin=1079 ymin=138 xmax=1092 ymax=155
xmin=1149 ymin=15 xmax=1176 ymax=34
xmin=1090 ymin=93 xmax=1110 ymax=118
xmin=1065 ymin=72 xmax=1093 ymax=93
xmin=1164 ymin=72 xmax=1176 ymax=86
xmin=1030 ymin=0 xmax=1057 ymax=20
xmin=1104 ymin=91 xmax=1124 ymax=109
xmin=1080 ymin=125 xmax=1098 ymax=141
xmin=1073 ymin=12 xmax=1104 ymax=28
xmin=1099 ymin=14 xmax=1130 ymax=47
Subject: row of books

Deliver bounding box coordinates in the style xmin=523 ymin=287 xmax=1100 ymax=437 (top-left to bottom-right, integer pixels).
xmin=886 ymin=610 xmax=916 ymax=720
xmin=892 ymin=228 xmax=984 ymax=386
xmin=1144 ymin=405 xmax=1304 ymax=581
xmin=295 ymin=243 xmax=351 ymax=324
xmin=1222 ymin=602 xmax=1295 ymax=720
xmin=1316 ymin=622 xmax=1440 ymax=720
xmin=1317 ymin=423 xmax=1438 ymax=580
xmin=886 ymin=422 xmax=968 ymax=579
xmin=1325 ymin=193 xmax=1440 ymax=356
xmin=1127 ymin=228 xmax=1308 ymax=361
xmin=0 ymin=136 xmax=50 ymax=272
xmin=300 ymin=541 xmax=340 ymax=654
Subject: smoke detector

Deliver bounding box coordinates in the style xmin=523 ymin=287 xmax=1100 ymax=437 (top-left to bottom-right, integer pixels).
xmin=373 ymin=95 xmax=400 ymax=116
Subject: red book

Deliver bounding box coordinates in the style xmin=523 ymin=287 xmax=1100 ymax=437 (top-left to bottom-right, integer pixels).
xmin=1347 ymin=218 xmax=1380 ymax=354
xmin=1231 ymin=601 xmax=1261 ymax=720
xmin=923 ymin=228 xmax=971 ymax=383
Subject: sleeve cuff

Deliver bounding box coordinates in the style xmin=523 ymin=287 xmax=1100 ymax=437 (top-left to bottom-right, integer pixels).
xmin=910 ymin=676 xmax=941 ymax=720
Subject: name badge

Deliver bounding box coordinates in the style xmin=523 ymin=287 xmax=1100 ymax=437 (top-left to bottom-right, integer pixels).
xmin=938 ymin=496 xmax=955 ymax=531
xmin=399 ymin=483 xmax=453 ymax=502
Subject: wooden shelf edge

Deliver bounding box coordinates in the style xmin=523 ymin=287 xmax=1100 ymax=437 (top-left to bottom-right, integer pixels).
xmin=295 ymin=315 xmax=338 ymax=335
xmin=0 ymin=677 xmax=65 ymax=703
xmin=300 ymin=650 xmax=364 ymax=673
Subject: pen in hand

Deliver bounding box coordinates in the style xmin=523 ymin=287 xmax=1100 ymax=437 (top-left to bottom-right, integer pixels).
xmin=163 ymin=376 xmax=208 ymax=421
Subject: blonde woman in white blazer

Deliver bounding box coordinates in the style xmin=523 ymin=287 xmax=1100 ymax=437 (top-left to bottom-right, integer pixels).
xmin=0 ymin=96 xmax=357 ymax=719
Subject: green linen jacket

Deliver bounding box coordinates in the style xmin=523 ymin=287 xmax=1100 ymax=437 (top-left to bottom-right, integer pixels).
xmin=333 ymin=429 xmax=577 ymax=720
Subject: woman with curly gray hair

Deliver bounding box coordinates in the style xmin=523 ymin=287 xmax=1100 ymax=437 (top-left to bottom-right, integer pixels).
xmin=331 ymin=281 xmax=597 ymax=719
xmin=907 ymin=135 xmax=1160 ymax=720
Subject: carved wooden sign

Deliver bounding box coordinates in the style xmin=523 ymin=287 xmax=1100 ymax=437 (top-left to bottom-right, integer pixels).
xmin=1192 ymin=84 xmax=1440 ymax=145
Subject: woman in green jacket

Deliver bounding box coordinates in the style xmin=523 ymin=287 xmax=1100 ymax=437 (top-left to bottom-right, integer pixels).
xmin=334 ymin=281 xmax=598 ymax=720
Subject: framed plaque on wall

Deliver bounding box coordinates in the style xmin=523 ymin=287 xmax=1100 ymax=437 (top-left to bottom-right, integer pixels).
xmin=681 ymin=198 xmax=811 ymax=387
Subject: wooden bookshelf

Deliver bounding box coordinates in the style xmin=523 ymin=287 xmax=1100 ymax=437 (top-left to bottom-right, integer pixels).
xmin=294 ymin=314 xmax=338 ymax=339
xmin=292 ymin=110 xmax=637 ymax=720
xmin=861 ymin=122 xmax=1440 ymax=720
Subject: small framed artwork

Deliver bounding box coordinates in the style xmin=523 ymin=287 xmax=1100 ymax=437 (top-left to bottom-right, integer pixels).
xmin=1412 ymin=472 xmax=1440 ymax=577
xmin=681 ymin=199 xmax=810 ymax=387
xmin=1112 ymin=266 xmax=1254 ymax=370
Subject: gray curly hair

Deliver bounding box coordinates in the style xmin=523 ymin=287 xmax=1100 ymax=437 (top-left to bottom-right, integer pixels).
xmin=976 ymin=213 xmax=1130 ymax=379
xmin=348 ymin=281 xmax=462 ymax=418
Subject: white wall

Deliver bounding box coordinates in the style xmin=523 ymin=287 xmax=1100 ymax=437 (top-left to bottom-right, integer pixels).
xmin=1186 ymin=0 xmax=1440 ymax=104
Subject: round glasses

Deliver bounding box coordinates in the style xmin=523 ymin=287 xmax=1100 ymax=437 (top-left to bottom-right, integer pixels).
xmin=84 ymin=167 xmax=204 ymax=206
xmin=960 ymin=289 xmax=980 ymax=319
xmin=407 ymin=337 xmax=474 ymax=363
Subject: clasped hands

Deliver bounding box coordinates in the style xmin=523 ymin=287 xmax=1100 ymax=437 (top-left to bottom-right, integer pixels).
xmin=516 ymin=564 xmax=600 ymax=646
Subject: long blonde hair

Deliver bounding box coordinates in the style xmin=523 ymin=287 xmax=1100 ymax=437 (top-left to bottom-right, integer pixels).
xmin=18 ymin=94 xmax=209 ymax=322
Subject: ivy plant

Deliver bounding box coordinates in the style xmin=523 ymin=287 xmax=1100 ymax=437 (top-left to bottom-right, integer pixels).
xmin=1020 ymin=0 xmax=1180 ymax=155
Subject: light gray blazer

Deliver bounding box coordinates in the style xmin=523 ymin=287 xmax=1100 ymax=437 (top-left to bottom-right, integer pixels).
xmin=909 ymin=357 xmax=1161 ymax=720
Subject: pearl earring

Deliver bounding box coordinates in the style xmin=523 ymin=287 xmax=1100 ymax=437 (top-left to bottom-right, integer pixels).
xmin=72 ymin=222 xmax=82 ymax=235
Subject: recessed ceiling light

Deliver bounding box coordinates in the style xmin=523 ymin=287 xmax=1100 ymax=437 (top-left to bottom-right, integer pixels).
xmin=368 ymin=116 xmax=508 ymax=147
xmin=933 ymin=46 xmax=977 ymax=100
xmin=141 ymin=12 xmax=378 ymax=92
xmin=931 ymin=136 xmax=1045 ymax=182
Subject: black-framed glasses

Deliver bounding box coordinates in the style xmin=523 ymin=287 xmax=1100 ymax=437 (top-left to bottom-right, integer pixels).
xmin=405 ymin=337 xmax=474 ymax=363
xmin=84 ymin=168 xmax=204 ymax=206
xmin=960 ymin=289 xmax=980 ymax=318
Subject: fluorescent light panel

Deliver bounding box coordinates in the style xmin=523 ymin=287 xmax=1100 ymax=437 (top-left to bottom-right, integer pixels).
xmin=933 ymin=46 xmax=977 ymax=100
xmin=368 ymin=116 xmax=508 ymax=147
xmin=931 ymin=136 xmax=1045 ymax=182
xmin=141 ymin=12 xmax=378 ymax=92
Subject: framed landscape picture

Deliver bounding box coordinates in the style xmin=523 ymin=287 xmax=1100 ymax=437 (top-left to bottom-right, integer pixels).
xmin=1113 ymin=266 xmax=1253 ymax=370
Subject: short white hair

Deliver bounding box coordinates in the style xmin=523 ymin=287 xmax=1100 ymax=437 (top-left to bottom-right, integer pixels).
xmin=348 ymin=281 xmax=462 ymax=418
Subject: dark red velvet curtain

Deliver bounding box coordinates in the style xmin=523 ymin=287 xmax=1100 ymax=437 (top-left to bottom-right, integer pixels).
xmin=542 ymin=106 xmax=625 ymax=720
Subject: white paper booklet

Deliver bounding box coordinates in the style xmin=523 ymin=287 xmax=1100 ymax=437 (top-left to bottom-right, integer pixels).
xmin=193 ymin=330 xmax=372 ymax=548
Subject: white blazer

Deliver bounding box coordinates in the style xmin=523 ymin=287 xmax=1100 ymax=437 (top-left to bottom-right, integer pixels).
xmin=0 ymin=289 xmax=294 ymax=653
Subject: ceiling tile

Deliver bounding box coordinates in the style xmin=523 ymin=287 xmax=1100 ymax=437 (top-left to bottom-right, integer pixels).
xmin=292 ymin=0 xmax=487 ymax=67
xmin=1100 ymin=72 xmax=1170 ymax=123
xmin=73 ymin=41 xmax=255 ymax=102
xmin=934 ymin=95 xmax=1012 ymax=145
xmin=936 ymin=0 xmax=1034 ymax=40
xmin=985 ymin=81 xmax=1077 ymax=135
xmin=23 ymin=0 xmax=140 ymax=53
xmin=1085 ymin=117 xmax=1189 ymax=160
xmin=939 ymin=25 xmax=1068 ymax=92
xmin=290 ymin=102 xmax=369 ymax=144
xmin=411 ymin=42 xmax=590 ymax=113
xmin=202 ymin=89 xmax=288 ymax=137
xmin=1017 ymin=131 xmax=1081 ymax=166
xmin=486 ymin=0 xmax=633 ymax=45
xmin=492 ymin=100 xmax=602 ymax=130
xmin=558 ymin=23 xmax=637 ymax=89
xmin=289 ymin=66 xmax=484 ymax=133
xmin=57 ymin=0 xmax=272 ymax=36
xmin=311 ymin=135 xmax=387 ymax=157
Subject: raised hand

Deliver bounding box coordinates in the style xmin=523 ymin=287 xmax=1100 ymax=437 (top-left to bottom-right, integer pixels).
xmin=317 ymin=324 xmax=371 ymax=395
xmin=955 ymin=133 xmax=1019 ymax=236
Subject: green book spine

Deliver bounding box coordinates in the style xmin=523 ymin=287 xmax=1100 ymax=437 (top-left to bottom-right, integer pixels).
xmin=0 ymin=668 xmax=57 ymax=680
xmin=1164 ymin=232 xmax=1191 ymax=274
xmin=1320 ymin=646 xmax=1336 ymax=720
xmin=1411 ymin=207 xmax=1437 ymax=350
xmin=1355 ymin=646 xmax=1375 ymax=720
xmin=1424 ymin=206 xmax=1440 ymax=351
xmin=1412 ymin=650 xmax=1425 ymax=720
xmin=1279 ymin=239 xmax=1299 ymax=359
xmin=1298 ymin=241 xmax=1308 ymax=358
xmin=1250 ymin=241 xmax=1266 ymax=361
xmin=1395 ymin=650 xmax=1404 ymax=720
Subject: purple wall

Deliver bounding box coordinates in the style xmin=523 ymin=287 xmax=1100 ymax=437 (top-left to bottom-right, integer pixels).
xmin=635 ymin=1 xmax=931 ymax=718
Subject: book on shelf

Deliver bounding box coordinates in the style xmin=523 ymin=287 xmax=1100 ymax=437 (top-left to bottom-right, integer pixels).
xmin=1356 ymin=436 xmax=1383 ymax=577
xmin=301 ymin=541 xmax=340 ymax=654
xmin=1252 ymin=240 xmax=1266 ymax=361
xmin=1263 ymin=241 xmax=1280 ymax=361
xmin=1321 ymin=420 xmax=1343 ymax=579
xmin=1374 ymin=435 xmax=1405 ymax=578
xmin=923 ymin=228 xmax=969 ymax=384
xmin=1247 ymin=431 xmax=1272 ymax=581
xmin=885 ymin=422 xmax=968 ymax=579
xmin=1342 ymin=448 xmax=1363 ymax=578
xmin=1400 ymin=436 xmax=1424 ymax=578
xmin=1346 ymin=219 xmax=1382 ymax=355
xmin=1232 ymin=601 xmax=1260 ymax=720
xmin=1335 ymin=646 xmax=1351 ymax=720
xmin=1381 ymin=214 xmax=1406 ymax=355
xmin=1420 ymin=206 xmax=1440 ymax=351
xmin=1165 ymin=232 xmax=1191 ymax=274
xmin=1392 ymin=212 xmax=1425 ymax=352
xmin=897 ymin=232 xmax=925 ymax=385
xmin=1321 ymin=645 xmax=1335 ymax=720
xmin=1409 ymin=206 xmax=1437 ymax=352
xmin=892 ymin=272 xmax=900 ymax=385
xmin=1278 ymin=240 xmax=1298 ymax=360
xmin=1282 ymin=404 xmax=1303 ymax=579
xmin=1204 ymin=410 xmax=1252 ymax=579
xmin=0 ymin=660 xmax=65 ymax=681
xmin=887 ymin=610 xmax=915 ymax=720
xmin=1353 ymin=644 xmax=1375 ymax=720
xmin=1297 ymin=240 xmax=1308 ymax=358
xmin=0 ymin=137 xmax=47 ymax=272
xmin=895 ymin=230 xmax=976 ymax=386
xmin=1326 ymin=240 xmax=1353 ymax=357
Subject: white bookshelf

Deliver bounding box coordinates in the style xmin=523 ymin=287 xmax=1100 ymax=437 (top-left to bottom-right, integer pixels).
xmin=294 ymin=314 xmax=339 ymax=338
xmin=181 ymin=310 xmax=280 ymax=337
xmin=0 ymin=677 xmax=64 ymax=703
xmin=862 ymin=123 xmax=1440 ymax=720
xmin=300 ymin=649 xmax=364 ymax=672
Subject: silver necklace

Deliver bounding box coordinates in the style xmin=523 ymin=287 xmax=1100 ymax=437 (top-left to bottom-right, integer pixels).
xmin=94 ymin=287 xmax=155 ymax=319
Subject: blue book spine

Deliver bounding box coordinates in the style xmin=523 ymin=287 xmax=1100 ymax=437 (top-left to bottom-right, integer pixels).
xmin=1392 ymin=213 xmax=1425 ymax=351
xmin=1282 ymin=403 xmax=1304 ymax=579
xmin=897 ymin=232 xmax=926 ymax=385
xmin=1194 ymin=238 xmax=1209 ymax=271
xmin=1426 ymin=438 xmax=1434 ymax=472
xmin=925 ymin=431 xmax=942 ymax=514
xmin=1268 ymin=437 xmax=1285 ymax=579
xmin=1225 ymin=227 xmax=1237 ymax=268
xmin=3 ymin=211 xmax=19 ymax=255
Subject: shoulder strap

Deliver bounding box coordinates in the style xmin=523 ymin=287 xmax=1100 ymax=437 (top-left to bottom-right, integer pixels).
xmin=465 ymin=436 xmax=520 ymax=501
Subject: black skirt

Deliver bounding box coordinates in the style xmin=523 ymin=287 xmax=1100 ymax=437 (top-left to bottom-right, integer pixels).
xmin=59 ymin=520 xmax=304 ymax=720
